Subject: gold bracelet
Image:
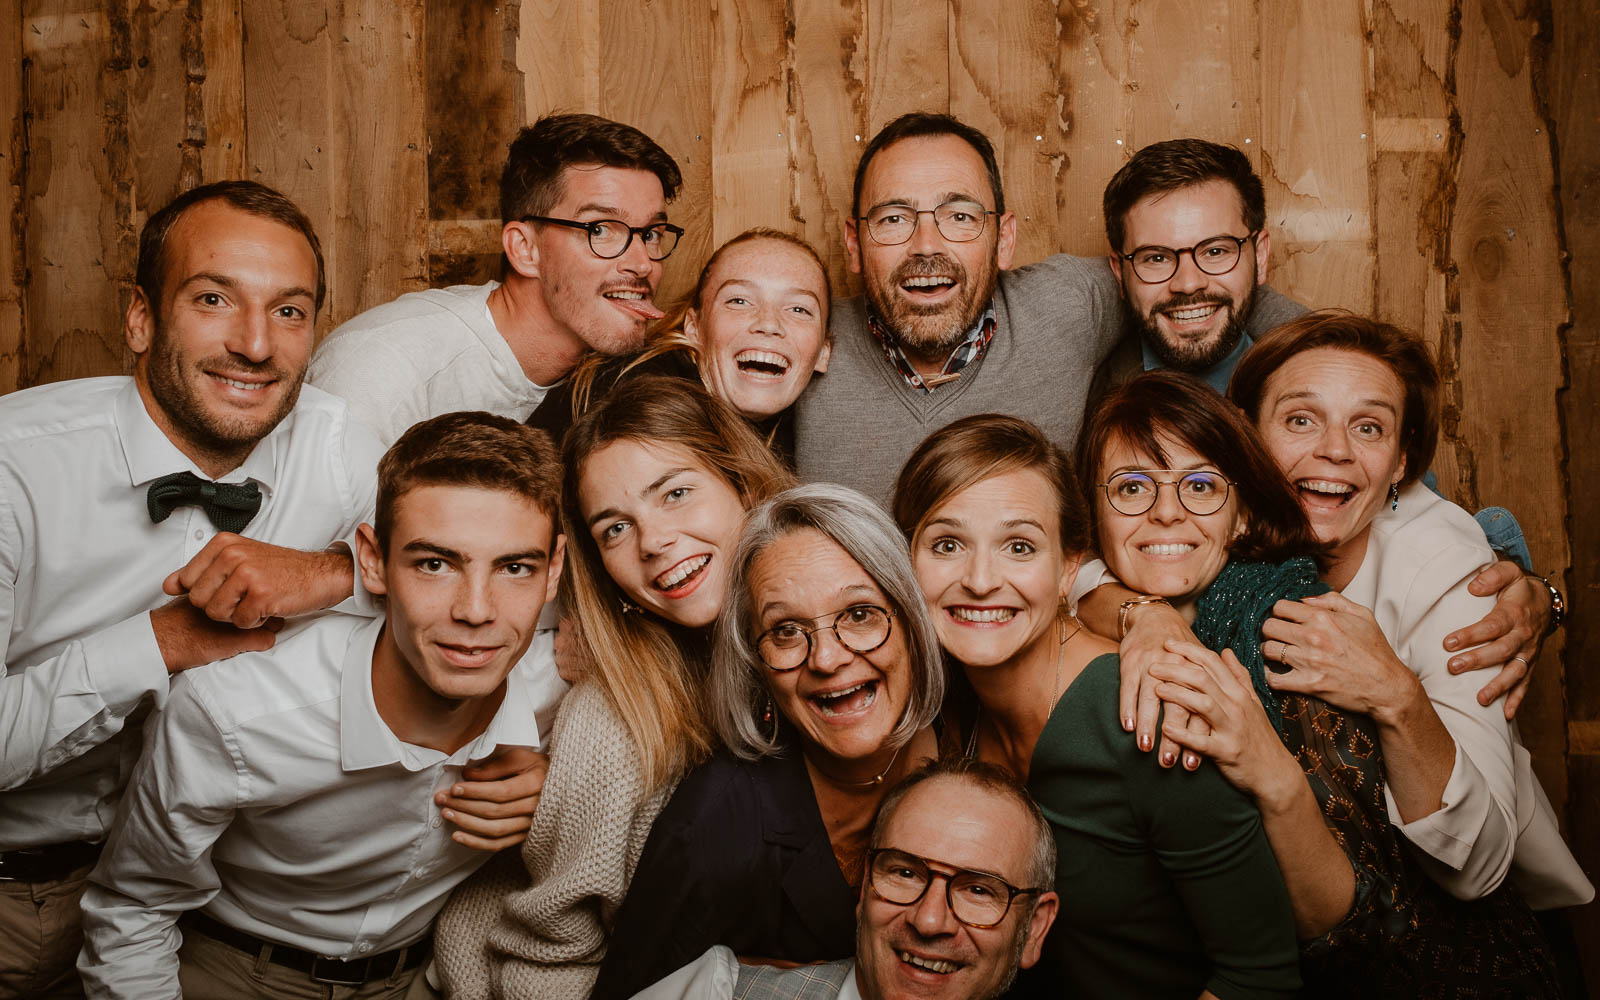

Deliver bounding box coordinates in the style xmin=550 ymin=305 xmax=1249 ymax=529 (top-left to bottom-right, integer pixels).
xmin=1118 ymin=595 xmax=1172 ymax=640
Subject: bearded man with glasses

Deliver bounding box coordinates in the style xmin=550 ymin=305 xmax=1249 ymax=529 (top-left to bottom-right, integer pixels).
xmin=629 ymin=757 xmax=1059 ymax=1000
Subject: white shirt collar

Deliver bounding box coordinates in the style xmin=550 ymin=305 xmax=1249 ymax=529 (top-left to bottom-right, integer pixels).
xmin=112 ymin=377 xmax=283 ymax=494
xmin=836 ymin=963 xmax=862 ymax=1000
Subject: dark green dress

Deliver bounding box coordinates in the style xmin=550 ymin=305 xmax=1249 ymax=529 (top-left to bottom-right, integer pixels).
xmin=1026 ymin=653 xmax=1301 ymax=1000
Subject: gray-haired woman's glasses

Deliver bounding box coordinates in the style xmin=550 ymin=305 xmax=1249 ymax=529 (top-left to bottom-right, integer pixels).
xmin=1100 ymin=470 xmax=1233 ymax=517
xmin=755 ymin=604 xmax=895 ymax=672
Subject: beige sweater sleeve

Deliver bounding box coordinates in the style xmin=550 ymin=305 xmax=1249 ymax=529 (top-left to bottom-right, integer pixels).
xmin=431 ymin=682 xmax=676 ymax=1000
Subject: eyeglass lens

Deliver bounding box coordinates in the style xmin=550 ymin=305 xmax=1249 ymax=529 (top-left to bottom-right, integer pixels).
xmin=865 ymin=201 xmax=991 ymax=245
xmin=869 ymin=849 xmax=1017 ymax=928
xmin=758 ymin=605 xmax=892 ymax=671
xmin=1127 ymin=235 xmax=1247 ymax=282
xmin=1104 ymin=471 xmax=1230 ymax=516
xmin=587 ymin=220 xmax=680 ymax=261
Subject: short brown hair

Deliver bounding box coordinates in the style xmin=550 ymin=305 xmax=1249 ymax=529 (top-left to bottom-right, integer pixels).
xmin=853 ymin=112 xmax=1005 ymax=217
xmin=1102 ymin=139 xmax=1265 ymax=253
xmin=375 ymin=411 xmax=561 ymax=553
xmin=137 ymin=180 xmax=325 ymax=314
xmin=892 ymin=414 xmax=1088 ymax=557
xmin=500 ymin=113 xmax=683 ymax=224
xmin=1228 ymin=310 xmax=1439 ymax=489
xmin=1077 ymin=371 xmax=1324 ymax=564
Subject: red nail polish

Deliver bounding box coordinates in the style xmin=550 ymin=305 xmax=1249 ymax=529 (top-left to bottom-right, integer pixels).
xmin=1160 ymin=752 xmax=1175 ymax=766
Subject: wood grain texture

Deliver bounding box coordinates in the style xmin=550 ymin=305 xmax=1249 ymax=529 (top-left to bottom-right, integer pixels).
xmin=1054 ymin=0 xmax=1132 ymax=254
xmin=518 ymin=0 xmax=599 ymax=118
xmin=599 ymin=0 xmax=712 ymax=311
xmin=950 ymin=0 xmax=1062 ymax=268
xmin=709 ymin=0 xmax=791 ymax=244
xmin=198 ymin=0 xmax=245 ymax=182
xmin=866 ymin=0 xmax=947 ymax=132
xmin=22 ymin=2 xmax=131 ymax=386
xmin=1 ymin=4 xmax=23 ymax=393
xmin=787 ymin=0 xmax=865 ymax=292
xmin=127 ymin=0 xmax=187 ymax=217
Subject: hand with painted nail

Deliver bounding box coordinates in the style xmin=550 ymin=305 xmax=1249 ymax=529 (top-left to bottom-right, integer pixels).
xmin=1441 ymin=562 xmax=1547 ymax=719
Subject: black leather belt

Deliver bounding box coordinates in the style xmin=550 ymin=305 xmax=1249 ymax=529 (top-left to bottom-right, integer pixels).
xmin=182 ymin=911 xmax=429 ymax=987
xmin=0 ymin=840 xmax=102 ymax=882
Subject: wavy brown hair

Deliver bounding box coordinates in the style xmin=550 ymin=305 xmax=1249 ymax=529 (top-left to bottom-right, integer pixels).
xmin=561 ymin=376 xmax=795 ymax=789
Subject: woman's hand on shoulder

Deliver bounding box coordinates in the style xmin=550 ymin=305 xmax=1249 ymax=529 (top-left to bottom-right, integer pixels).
xmin=1117 ymin=604 xmax=1208 ymax=771
xmin=553 ymin=616 xmax=591 ymax=684
xmin=1442 ymin=561 xmax=1549 ymax=719
xmin=436 ymin=747 xmax=550 ymax=851
xmin=1150 ymin=640 xmax=1300 ymax=807
xmin=1260 ymin=593 xmax=1424 ymax=725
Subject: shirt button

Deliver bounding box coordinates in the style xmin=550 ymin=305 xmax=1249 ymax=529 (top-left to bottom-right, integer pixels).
xmin=358 ymin=943 xmax=372 ymax=954
xmin=430 ymin=816 xmax=441 ymax=829
xmin=194 ymin=529 xmax=204 ymax=540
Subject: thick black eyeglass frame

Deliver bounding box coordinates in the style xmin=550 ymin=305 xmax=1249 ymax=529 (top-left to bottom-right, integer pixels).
xmin=1098 ymin=470 xmax=1235 ymax=517
xmin=754 ymin=604 xmax=896 ymax=672
xmin=866 ymin=848 xmax=1044 ymax=929
xmin=857 ymin=202 xmax=1000 ymax=245
xmin=1120 ymin=230 xmax=1260 ymax=283
xmin=520 ymin=214 xmax=685 ymax=261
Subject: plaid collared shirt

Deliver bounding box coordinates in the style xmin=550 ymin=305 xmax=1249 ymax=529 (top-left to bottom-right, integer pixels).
xmin=866 ymin=305 xmax=996 ymax=393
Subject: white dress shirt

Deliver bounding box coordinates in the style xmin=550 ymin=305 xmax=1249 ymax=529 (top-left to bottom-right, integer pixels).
xmin=629 ymin=946 xmax=859 ymax=1000
xmin=1349 ymin=482 xmax=1592 ymax=907
xmin=0 ymin=377 xmax=381 ymax=851
xmin=78 ymin=613 xmax=567 ymax=999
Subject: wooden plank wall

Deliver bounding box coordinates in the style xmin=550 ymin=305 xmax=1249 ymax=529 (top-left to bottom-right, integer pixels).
xmin=1 ymin=0 xmax=1594 ymax=972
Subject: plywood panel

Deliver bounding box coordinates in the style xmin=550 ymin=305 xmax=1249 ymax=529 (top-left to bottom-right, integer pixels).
xmin=1 ymin=5 xmax=24 ymax=395
xmin=599 ymin=0 xmax=712 ymax=311
xmin=787 ymin=0 xmax=866 ymax=293
xmin=950 ymin=0 xmax=1062 ymax=269
xmin=327 ymin=0 xmax=428 ymax=323
xmin=1259 ymin=0 xmax=1372 ymax=314
xmin=709 ymin=0 xmax=791 ymax=244
xmin=22 ymin=2 xmax=131 ymax=386
xmin=865 ymin=0 xmax=947 ymax=132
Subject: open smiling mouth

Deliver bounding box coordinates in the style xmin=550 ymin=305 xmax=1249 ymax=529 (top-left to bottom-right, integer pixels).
xmin=900 ymin=952 xmax=960 ymax=975
xmin=653 ymin=554 xmax=710 ymax=596
xmin=1162 ymin=303 xmax=1221 ymax=325
xmin=901 ymin=275 xmax=956 ymax=297
xmin=1138 ymin=543 xmax=1197 ymax=556
xmin=734 ymin=349 xmax=791 ymax=380
xmin=947 ymin=606 xmax=1016 ymax=624
xmin=811 ymin=679 xmax=879 ymax=717
xmin=1296 ymin=479 xmax=1356 ymax=507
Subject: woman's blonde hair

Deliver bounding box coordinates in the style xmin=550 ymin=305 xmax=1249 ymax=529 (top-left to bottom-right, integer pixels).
xmin=565 ymin=228 xmax=832 ymax=418
xmin=561 ymin=376 xmax=795 ymax=789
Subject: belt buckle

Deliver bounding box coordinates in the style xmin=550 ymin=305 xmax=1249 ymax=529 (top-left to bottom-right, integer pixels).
xmin=309 ymin=956 xmax=369 ymax=987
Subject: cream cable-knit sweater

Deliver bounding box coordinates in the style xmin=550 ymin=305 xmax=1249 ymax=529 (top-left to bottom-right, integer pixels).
xmin=432 ymin=681 xmax=677 ymax=999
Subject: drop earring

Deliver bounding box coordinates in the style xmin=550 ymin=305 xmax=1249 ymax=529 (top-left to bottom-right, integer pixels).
xmin=762 ymin=697 xmax=779 ymax=742
xmin=1388 ymin=482 xmax=1400 ymax=511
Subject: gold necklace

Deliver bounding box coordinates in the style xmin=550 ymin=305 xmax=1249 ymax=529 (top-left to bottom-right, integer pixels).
xmin=816 ymin=740 xmax=906 ymax=789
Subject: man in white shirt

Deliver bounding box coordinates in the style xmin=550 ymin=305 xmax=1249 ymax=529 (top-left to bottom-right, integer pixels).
xmin=632 ymin=757 xmax=1060 ymax=1000
xmin=79 ymin=411 xmax=569 ymax=999
xmin=309 ymin=113 xmax=685 ymax=447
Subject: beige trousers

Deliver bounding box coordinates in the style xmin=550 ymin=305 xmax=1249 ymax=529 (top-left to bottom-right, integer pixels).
xmin=178 ymin=929 xmax=433 ymax=1000
xmin=0 ymin=866 xmax=90 ymax=999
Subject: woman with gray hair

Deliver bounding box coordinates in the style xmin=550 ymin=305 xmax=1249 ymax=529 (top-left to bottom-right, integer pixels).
xmin=589 ymin=483 xmax=945 ymax=1000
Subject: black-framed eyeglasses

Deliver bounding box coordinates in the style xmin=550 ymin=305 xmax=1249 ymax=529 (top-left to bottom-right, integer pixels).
xmin=755 ymin=604 xmax=895 ymax=672
xmin=1120 ymin=231 xmax=1259 ymax=283
xmin=1100 ymin=470 xmax=1234 ymax=517
xmin=867 ymin=848 xmax=1043 ymax=929
xmin=521 ymin=215 xmax=684 ymax=261
xmin=858 ymin=201 xmax=999 ymax=245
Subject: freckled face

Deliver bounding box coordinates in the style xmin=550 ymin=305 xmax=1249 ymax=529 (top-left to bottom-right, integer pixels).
xmin=1255 ymin=347 xmax=1408 ymax=566
xmin=688 ymin=238 xmax=832 ymax=419
xmin=578 ymin=439 xmax=747 ymax=628
xmin=1095 ymin=433 xmax=1242 ymax=613
xmin=912 ymin=470 xmax=1077 ymax=670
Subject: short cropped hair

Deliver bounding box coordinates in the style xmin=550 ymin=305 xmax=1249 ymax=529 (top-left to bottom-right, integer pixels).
xmin=1229 ymin=310 xmax=1439 ymax=489
xmin=1102 ymin=138 xmax=1265 ymax=253
xmin=137 ymin=180 xmax=325 ymax=314
xmin=1077 ymin=370 xmax=1324 ymax=564
xmin=852 ymin=112 xmax=1006 ymax=218
xmin=500 ymin=113 xmax=683 ymax=224
xmin=375 ymin=411 xmax=561 ymax=554
xmin=870 ymin=756 xmax=1057 ymax=890
xmin=711 ymin=483 xmax=946 ymax=761
xmin=894 ymin=414 xmax=1088 ymax=558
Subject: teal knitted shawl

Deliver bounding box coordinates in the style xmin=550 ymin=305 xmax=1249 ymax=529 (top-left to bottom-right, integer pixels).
xmin=1191 ymin=556 xmax=1329 ymax=730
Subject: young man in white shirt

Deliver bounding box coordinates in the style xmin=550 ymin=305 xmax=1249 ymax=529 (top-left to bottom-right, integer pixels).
xmin=308 ymin=113 xmax=685 ymax=447
xmin=79 ymin=411 xmax=568 ymax=999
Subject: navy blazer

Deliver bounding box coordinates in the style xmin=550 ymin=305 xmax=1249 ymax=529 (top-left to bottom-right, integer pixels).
xmin=589 ymin=745 xmax=858 ymax=1000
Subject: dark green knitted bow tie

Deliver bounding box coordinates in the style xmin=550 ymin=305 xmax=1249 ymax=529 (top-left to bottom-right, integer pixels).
xmin=146 ymin=472 xmax=262 ymax=534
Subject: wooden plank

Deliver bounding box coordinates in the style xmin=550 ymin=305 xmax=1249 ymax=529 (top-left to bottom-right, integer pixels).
xmin=1 ymin=3 xmax=24 ymax=395
xmin=518 ymin=0 xmax=599 ymax=119
xmin=598 ymin=0 xmax=712 ymax=311
xmin=242 ymin=0 xmax=335 ymax=324
xmin=1053 ymin=0 xmax=1134 ymax=255
xmin=127 ymin=0 xmax=188 ymax=214
xmin=787 ymin=0 xmax=866 ymax=293
xmin=1564 ymin=756 xmax=1600 ymax=986
xmin=22 ymin=2 xmax=132 ymax=386
xmin=865 ymin=0 xmax=947 ymax=133
xmin=1258 ymin=0 xmax=1372 ymax=314
xmin=1448 ymin=0 xmax=1570 ymax=820
xmin=198 ymin=0 xmax=245 ymax=182
xmin=949 ymin=0 xmax=1062 ymax=268
xmin=427 ymin=1 xmax=518 ymax=287
xmin=708 ymin=0 xmax=790 ymax=246
xmin=325 ymin=0 xmax=427 ymax=324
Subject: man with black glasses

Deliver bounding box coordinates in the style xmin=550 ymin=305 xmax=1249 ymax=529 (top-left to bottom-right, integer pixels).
xmin=309 ymin=113 xmax=684 ymax=447
xmin=630 ymin=757 xmax=1059 ymax=1000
